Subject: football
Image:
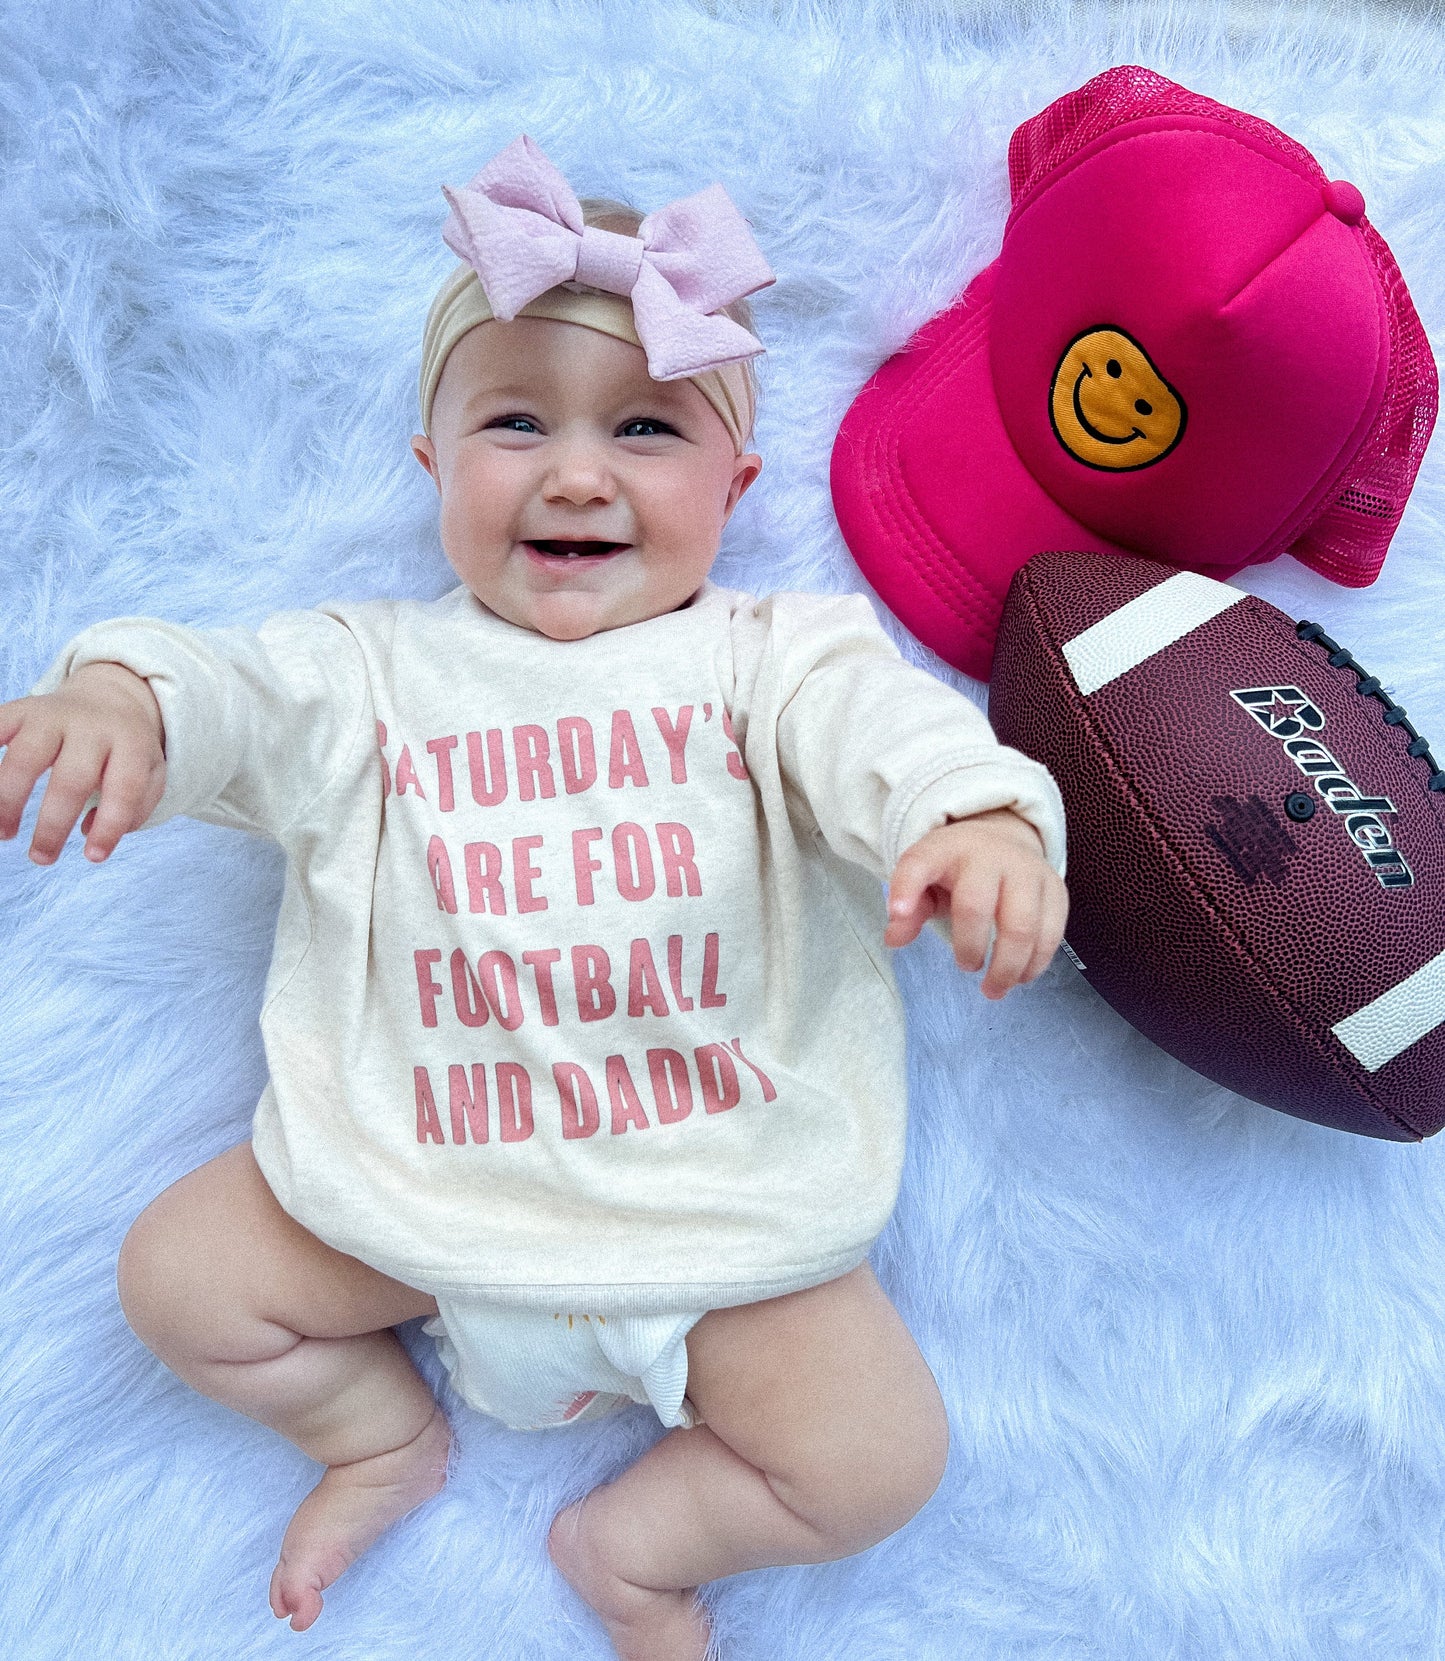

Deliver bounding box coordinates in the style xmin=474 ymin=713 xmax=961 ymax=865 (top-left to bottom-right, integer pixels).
xmin=989 ymin=550 xmax=1445 ymax=1140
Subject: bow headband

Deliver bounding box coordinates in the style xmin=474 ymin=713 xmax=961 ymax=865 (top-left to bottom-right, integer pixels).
xmin=438 ymin=135 xmax=774 ymax=382
xmin=418 ymin=269 xmax=760 ymax=452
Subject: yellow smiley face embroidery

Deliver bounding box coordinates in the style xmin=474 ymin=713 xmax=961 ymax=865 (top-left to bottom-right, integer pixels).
xmin=1048 ymin=326 xmax=1187 ymax=471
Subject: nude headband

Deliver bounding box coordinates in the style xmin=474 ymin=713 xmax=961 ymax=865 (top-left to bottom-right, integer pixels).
xmin=418 ymin=262 xmax=759 ymax=452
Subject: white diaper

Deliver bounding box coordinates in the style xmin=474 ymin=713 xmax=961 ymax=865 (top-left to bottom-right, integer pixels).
xmin=423 ymin=1294 xmax=705 ymax=1431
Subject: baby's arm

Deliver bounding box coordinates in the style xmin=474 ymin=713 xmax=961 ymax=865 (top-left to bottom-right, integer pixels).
xmin=0 ymin=662 xmax=166 ymax=865
xmin=11 ymin=606 xmax=370 ymax=846
xmin=883 ymin=807 xmax=1068 ymax=999
xmin=753 ymin=592 xmax=1068 ymax=994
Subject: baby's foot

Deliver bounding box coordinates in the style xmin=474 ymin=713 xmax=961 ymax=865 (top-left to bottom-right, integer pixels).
xmin=548 ymin=1499 xmax=711 ymax=1661
xmin=269 ymin=1405 xmax=451 ymax=1632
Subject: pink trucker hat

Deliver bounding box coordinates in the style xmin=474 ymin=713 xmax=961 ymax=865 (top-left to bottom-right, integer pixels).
xmin=831 ymin=65 xmax=1438 ymax=680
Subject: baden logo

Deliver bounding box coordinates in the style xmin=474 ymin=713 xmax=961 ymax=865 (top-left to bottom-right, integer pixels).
xmin=1230 ymin=686 xmax=1413 ymax=889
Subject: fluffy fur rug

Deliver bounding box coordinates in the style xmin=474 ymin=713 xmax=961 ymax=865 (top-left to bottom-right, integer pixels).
xmin=2 ymin=1 xmax=1442 ymax=1656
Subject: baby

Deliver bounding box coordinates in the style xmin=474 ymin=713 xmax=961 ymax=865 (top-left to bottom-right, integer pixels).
xmin=0 ymin=137 xmax=1067 ymax=1661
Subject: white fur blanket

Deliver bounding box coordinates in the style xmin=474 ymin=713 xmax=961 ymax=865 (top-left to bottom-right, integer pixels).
xmin=2 ymin=2 xmax=1442 ymax=1657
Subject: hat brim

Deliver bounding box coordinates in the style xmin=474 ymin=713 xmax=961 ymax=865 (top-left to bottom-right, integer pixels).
xmin=831 ymin=264 xmax=1138 ymax=682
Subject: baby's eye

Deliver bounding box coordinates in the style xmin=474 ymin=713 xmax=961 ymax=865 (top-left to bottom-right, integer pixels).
xmin=486 ymin=415 xmax=541 ymax=434
xmin=618 ymin=418 xmax=677 ymax=438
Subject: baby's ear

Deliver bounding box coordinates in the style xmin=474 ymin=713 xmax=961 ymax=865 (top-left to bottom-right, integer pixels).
xmin=724 ymin=451 xmax=763 ymax=518
xmin=411 ymin=435 xmax=441 ymax=491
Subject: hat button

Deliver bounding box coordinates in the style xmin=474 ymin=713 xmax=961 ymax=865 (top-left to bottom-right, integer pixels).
xmin=1322 ymin=179 xmax=1366 ymax=225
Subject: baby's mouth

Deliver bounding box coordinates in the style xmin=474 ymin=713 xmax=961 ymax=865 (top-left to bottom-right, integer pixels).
xmin=525 ymin=539 xmax=630 ymax=560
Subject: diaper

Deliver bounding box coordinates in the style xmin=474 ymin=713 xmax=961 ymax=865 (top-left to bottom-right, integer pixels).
xmin=423 ymin=1294 xmax=705 ymax=1432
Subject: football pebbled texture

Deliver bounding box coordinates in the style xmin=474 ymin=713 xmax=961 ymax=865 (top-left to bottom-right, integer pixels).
xmin=990 ymin=550 xmax=1445 ymax=1140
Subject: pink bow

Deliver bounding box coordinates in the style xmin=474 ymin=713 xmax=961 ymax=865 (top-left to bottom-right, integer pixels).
xmin=440 ymin=135 xmax=773 ymax=380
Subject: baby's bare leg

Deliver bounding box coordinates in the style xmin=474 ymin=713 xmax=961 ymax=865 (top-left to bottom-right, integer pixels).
xmin=547 ymin=1263 xmax=949 ymax=1661
xmin=116 ymin=1142 xmax=446 ymax=1633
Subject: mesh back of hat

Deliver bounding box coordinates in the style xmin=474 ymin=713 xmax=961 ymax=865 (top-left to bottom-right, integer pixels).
xmin=1004 ymin=65 xmax=1438 ymax=587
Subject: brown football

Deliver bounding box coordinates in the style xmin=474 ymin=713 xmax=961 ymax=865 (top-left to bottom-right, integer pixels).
xmin=989 ymin=550 xmax=1445 ymax=1140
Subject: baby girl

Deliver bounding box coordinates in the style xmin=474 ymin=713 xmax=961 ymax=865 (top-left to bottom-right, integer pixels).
xmin=0 ymin=137 xmax=1067 ymax=1661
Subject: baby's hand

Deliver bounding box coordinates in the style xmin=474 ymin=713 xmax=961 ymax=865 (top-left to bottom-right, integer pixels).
xmin=0 ymin=664 xmax=166 ymax=865
xmin=884 ymin=809 xmax=1069 ymax=999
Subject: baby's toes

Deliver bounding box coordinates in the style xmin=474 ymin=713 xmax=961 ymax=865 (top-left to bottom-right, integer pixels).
xmin=270 ymin=1558 xmax=325 ymax=1632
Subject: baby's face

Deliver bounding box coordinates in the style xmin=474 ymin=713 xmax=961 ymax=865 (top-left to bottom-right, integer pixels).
xmin=412 ymin=317 xmax=761 ymax=640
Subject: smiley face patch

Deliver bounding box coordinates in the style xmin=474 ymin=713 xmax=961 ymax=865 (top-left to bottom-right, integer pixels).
xmin=1048 ymin=326 xmax=1187 ymax=471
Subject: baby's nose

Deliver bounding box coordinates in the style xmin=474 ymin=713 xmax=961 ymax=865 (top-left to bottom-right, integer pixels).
xmin=543 ymin=439 xmax=617 ymax=506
